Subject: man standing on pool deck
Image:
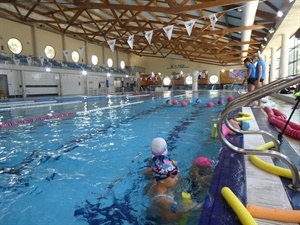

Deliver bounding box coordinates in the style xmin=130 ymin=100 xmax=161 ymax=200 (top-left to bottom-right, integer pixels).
xmin=252 ymin=53 xmax=265 ymax=108
xmin=242 ymin=58 xmax=256 ymax=106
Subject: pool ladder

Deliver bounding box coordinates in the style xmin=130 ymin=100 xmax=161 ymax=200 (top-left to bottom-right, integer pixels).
xmin=217 ymin=76 xmax=300 ymax=191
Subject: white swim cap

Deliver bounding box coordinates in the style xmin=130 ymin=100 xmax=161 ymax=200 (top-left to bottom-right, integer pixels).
xmin=151 ymin=137 xmax=168 ymax=157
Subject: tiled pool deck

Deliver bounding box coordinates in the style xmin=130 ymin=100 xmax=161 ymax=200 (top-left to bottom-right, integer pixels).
xmin=200 ymin=96 xmax=300 ymax=225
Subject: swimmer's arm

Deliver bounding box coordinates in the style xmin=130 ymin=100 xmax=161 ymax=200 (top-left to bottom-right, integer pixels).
xmin=142 ymin=167 xmax=152 ymax=175
xmin=157 ymin=198 xmax=185 ymax=222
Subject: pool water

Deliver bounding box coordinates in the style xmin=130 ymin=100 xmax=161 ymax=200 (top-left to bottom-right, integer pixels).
xmin=0 ymin=91 xmax=232 ymax=225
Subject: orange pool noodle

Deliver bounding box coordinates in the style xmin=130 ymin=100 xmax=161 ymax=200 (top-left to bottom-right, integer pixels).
xmin=246 ymin=204 xmax=300 ymax=223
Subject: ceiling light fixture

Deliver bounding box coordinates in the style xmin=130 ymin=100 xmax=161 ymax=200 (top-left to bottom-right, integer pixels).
xmin=277 ymin=11 xmax=283 ymax=17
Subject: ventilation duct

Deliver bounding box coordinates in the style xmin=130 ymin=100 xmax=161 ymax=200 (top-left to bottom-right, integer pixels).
xmin=241 ymin=0 xmax=259 ymax=58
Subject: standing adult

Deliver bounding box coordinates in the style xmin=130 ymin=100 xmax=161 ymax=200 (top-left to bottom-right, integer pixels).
xmin=252 ymin=53 xmax=266 ymax=108
xmin=242 ymin=58 xmax=256 ymax=106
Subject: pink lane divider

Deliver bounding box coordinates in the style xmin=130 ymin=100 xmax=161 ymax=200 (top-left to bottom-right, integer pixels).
xmin=0 ymin=112 xmax=76 ymax=128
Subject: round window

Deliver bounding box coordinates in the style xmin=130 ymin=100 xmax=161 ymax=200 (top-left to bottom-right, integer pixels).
xmin=44 ymin=45 xmax=55 ymax=59
xmin=163 ymin=77 xmax=171 ymax=85
xmin=91 ymin=55 xmax=98 ymax=65
xmin=7 ymin=38 xmax=22 ymax=54
xmin=71 ymin=51 xmax=80 ymax=63
xmin=107 ymin=58 xmax=113 ymax=67
xmin=185 ymin=75 xmax=193 ymax=85
xmin=209 ymin=75 xmax=219 ymax=84
xmin=120 ymin=60 xmax=125 ymax=69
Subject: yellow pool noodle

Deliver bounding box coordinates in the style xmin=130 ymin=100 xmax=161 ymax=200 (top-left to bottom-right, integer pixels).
xmin=221 ymin=187 xmax=257 ymax=225
xmin=235 ymin=112 xmax=252 ymax=121
xmin=211 ymin=123 xmax=217 ymax=138
xmin=249 ymin=141 xmax=300 ymax=179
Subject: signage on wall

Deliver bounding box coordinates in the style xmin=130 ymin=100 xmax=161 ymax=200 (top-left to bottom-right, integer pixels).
xmin=229 ymin=70 xmax=246 ymax=79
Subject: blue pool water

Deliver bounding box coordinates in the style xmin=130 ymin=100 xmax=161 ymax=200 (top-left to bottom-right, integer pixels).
xmin=0 ymin=91 xmax=235 ymax=225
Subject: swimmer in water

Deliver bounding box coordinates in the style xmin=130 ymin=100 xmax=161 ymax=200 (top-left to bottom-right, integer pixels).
xmin=147 ymin=155 xmax=201 ymax=224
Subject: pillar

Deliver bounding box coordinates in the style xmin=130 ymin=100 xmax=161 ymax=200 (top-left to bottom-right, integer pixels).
xmin=270 ymin=47 xmax=276 ymax=82
xmin=280 ymin=33 xmax=289 ymax=78
xmin=264 ymin=55 xmax=270 ymax=84
xmin=192 ymin=70 xmax=198 ymax=91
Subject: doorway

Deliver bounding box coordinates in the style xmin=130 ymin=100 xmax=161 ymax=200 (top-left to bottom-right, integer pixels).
xmin=0 ymin=74 xmax=8 ymax=99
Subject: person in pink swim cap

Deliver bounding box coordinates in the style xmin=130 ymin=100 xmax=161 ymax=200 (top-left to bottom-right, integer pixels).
xmin=190 ymin=156 xmax=214 ymax=189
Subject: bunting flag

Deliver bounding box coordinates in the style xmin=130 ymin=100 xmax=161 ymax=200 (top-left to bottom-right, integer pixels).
xmin=145 ymin=30 xmax=153 ymax=45
xmin=63 ymin=50 xmax=70 ymax=60
xmin=107 ymin=39 xmax=116 ymax=53
xmin=13 ymin=59 xmax=20 ymax=65
xmin=38 ymin=56 xmax=44 ymax=66
xmin=184 ymin=20 xmax=196 ymax=36
xmin=26 ymin=56 xmax=32 ymax=66
xmin=163 ymin=25 xmax=174 ymax=40
xmin=209 ymin=14 xmax=218 ymax=30
xmin=127 ymin=35 xmax=134 ymax=49
xmin=78 ymin=46 xmax=84 ymax=56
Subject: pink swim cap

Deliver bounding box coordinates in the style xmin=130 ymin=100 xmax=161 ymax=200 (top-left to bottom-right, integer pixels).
xmin=192 ymin=157 xmax=212 ymax=167
xmin=221 ymin=123 xmax=231 ymax=135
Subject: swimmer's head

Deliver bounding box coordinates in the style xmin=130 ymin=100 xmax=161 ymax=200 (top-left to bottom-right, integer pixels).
xmin=192 ymin=157 xmax=212 ymax=167
xmin=151 ymin=137 xmax=168 ymax=157
xmin=151 ymin=155 xmax=179 ymax=181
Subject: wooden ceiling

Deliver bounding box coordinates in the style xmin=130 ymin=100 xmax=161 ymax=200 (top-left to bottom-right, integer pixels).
xmin=0 ymin=0 xmax=290 ymax=66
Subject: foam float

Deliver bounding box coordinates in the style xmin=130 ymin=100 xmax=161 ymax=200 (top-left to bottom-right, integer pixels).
xmin=246 ymin=204 xmax=300 ymax=223
xmin=264 ymin=106 xmax=300 ymax=140
xmin=221 ymin=187 xmax=257 ymax=225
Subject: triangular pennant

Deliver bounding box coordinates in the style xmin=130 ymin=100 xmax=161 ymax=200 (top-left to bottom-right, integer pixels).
xmin=209 ymin=14 xmax=218 ymax=30
xmin=145 ymin=30 xmax=153 ymax=45
xmin=184 ymin=20 xmax=196 ymax=36
xmin=63 ymin=50 xmax=70 ymax=60
xmin=14 ymin=59 xmax=20 ymax=65
xmin=107 ymin=39 xmax=116 ymax=53
xmin=26 ymin=56 xmax=32 ymax=66
xmin=39 ymin=56 xmax=44 ymax=66
xmin=78 ymin=46 xmax=84 ymax=56
xmin=127 ymin=35 xmax=134 ymax=49
xmin=163 ymin=25 xmax=174 ymax=40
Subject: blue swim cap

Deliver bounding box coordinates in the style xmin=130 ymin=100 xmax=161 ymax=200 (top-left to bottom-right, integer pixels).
xmin=195 ymin=98 xmax=201 ymax=104
xmin=151 ymin=155 xmax=179 ymax=180
xmin=242 ymin=121 xmax=250 ymax=130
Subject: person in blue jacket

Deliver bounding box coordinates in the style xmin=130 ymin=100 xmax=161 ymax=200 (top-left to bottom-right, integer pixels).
xmin=242 ymin=57 xmax=256 ymax=106
xmin=252 ymin=53 xmax=266 ymax=108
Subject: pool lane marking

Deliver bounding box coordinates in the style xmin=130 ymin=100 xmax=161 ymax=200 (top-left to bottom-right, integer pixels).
xmin=0 ymin=112 xmax=76 ymax=128
xmin=0 ymin=101 xmax=144 ymax=128
xmin=76 ymin=101 xmax=144 ymax=115
xmin=0 ymin=101 xmax=83 ymax=111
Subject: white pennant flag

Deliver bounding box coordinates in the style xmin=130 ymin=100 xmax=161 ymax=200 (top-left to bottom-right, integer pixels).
xmin=209 ymin=14 xmax=218 ymax=30
xmin=63 ymin=50 xmax=70 ymax=60
xmin=14 ymin=59 xmax=20 ymax=65
xmin=78 ymin=46 xmax=84 ymax=56
xmin=145 ymin=30 xmax=153 ymax=45
xmin=127 ymin=35 xmax=134 ymax=49
xmin=163 ymin=25 xmax=174 ymax=40
xmin=26 ymin=56 xmax=32 ymax=66
xmin=184 ymin=20 xmax=196 ymax=36
xmin=107 ymin=39 xmax=116 ymax=53
xmin=39 ymin=56 xmax=44 ymax=66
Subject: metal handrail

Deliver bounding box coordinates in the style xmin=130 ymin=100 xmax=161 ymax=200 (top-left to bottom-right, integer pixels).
xmin=217 ymin=76 xmax=300 ymax=190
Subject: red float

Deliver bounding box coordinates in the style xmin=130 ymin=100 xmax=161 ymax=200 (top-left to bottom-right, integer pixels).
xmin=264 ymin=106 xmax=300 ymax=140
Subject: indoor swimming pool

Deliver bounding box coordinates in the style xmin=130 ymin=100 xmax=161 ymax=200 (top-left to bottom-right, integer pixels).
xmin=0 ymin=91 xmax=237 ymax=225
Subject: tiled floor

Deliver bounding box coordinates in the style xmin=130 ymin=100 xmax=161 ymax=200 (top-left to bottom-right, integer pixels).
xmin=244 ymin=95 xmax=300 ymax=225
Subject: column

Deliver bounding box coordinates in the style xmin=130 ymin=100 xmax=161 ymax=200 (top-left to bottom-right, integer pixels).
xmin=280 ymin=33 xmax=289 ymax=78
xmin=264 ymin=55 xmax=270 ymax=84
xmin=192 ymin=70 xmax=198 ymax=92
xmin=270 ymin=47 xmax=276 ymax=82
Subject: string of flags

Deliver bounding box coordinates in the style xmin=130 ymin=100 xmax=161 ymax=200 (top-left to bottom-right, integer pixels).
xmin=10 ymin=3 xmax=250 ymax=65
